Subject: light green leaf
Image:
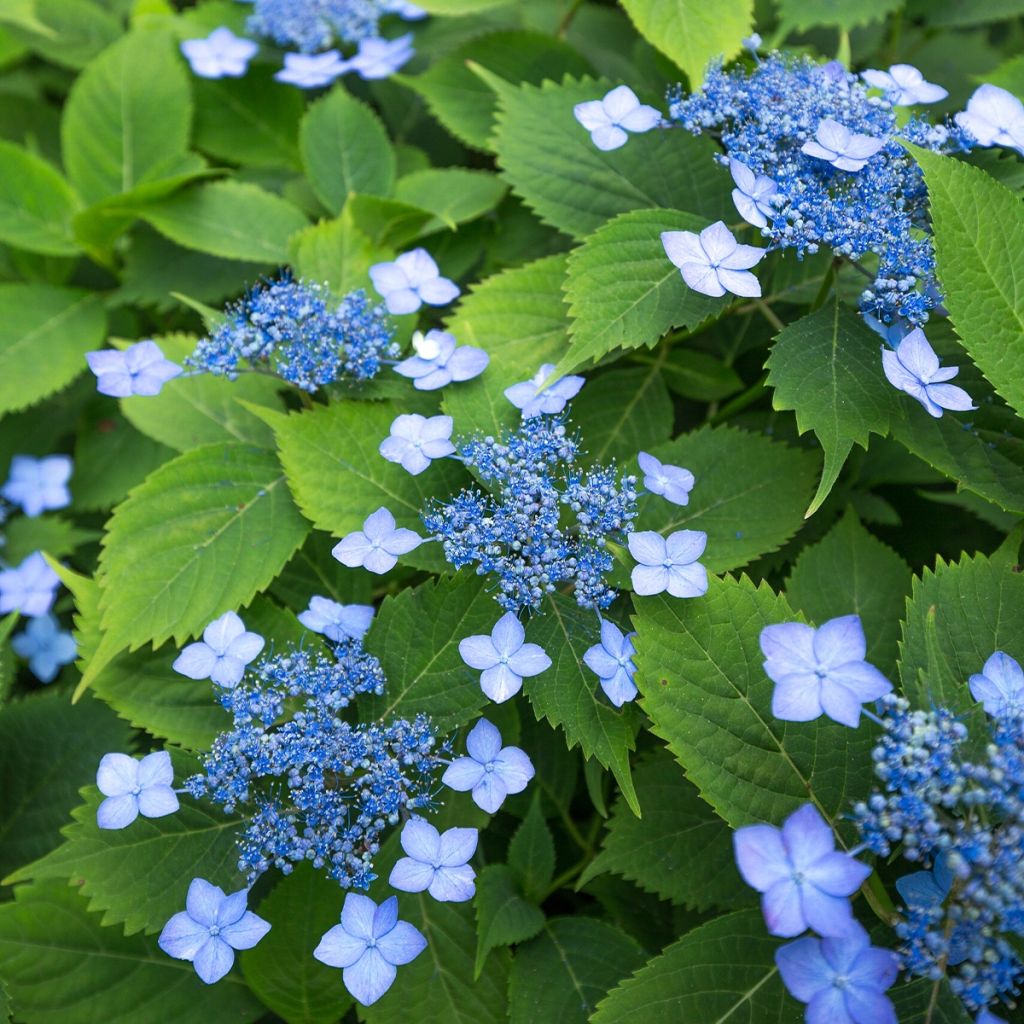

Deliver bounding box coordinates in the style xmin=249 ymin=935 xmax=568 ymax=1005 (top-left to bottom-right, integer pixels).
xmin=507 ymin=795 xmax=555 ymax=903
xmin=1 ymin=515 xmax=97 ymax=564
xmin=346 ymin=193 xmax=435 ymax=249
xmin=0 ymin=141 xmax=80 ymax=255
xmin=904 ymin=0 xmax=1024 ymax=26
xmin=5 ymin=0 xmax=119 ymax=70
xmin=776 ymin=0 xmax=902 ymax=30
xmin=288 ymin=205 xmax=392 ymax=297
xmin=473 ymin=864 xmax=545 ymax=979
xmin=395 ymin=168 xmax=507 ymax=233
xmin=409 ymin=0 xmax=510 ymax=10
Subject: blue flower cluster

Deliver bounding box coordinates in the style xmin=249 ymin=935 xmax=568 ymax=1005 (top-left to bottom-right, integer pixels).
xmin=247 ymin=0 xmax=386 ymax=52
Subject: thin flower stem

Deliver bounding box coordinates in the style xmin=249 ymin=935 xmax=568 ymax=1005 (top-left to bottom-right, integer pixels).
xmin=753 ymin=298 xmax=786 ymax=332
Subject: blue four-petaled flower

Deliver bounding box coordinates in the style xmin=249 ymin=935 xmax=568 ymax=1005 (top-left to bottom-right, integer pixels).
xmin=389 ymin=818 xmax=478 ymax=902
xmin=173 ymin=611 xmax=265 ymax=688
xmin=379 ymin=413 xmax=455 ymax=475
xmin=370 ymin=249 xmax=459 ymax=315
xmin=583 ymin=619 xmax=638 ymax=707
xmin=458 ymin=612 xmax=551 ymax=703
xmin=1 ymin=454 xmax=72 ymax=518
xmin=627 ymin=529 xmax=708 ymax=599
xmin=11 ymin=613 xmax=76 ymax=683
xmin=442 ymin=718 xmax=535 ymax=813
xmin=393 ymin=330 xmax=488 ymax=390
xmin=332 ymin=507 xmax=422 ymax=574
xmin=572 ymin=86 xmax=661 ymax=151
xmin=96 ymin=750 xmax=179 ymax=830
xmin=298 ymin=595 xmax=375 ymax=642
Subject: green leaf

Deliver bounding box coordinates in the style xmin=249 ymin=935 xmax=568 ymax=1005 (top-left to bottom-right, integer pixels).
xmin=141 ymin=181 xmax=308 ymax=262
xmin=346 ymin=194 xmax=435 ymax=249
xmin=633 ymin=575 xmax=874 ymax=830
xmin=767 ymin=298 xmax=896 ymax=516
xmin=0 ymin=141 xmax=80 ymax=255
xmin=490 ymin=75 xmax=732 ymax=240
xmin=592 ymin=910 xmax=798 ymax=1023
xmin=889 ymin=978 xmax=973 ymax=1023
xmin=655 ymin=347 xmax=744 ymax=402
xmin=61 ymin=29 xmax=193 ymax=205
xmin=0 ymin=880 xmax=263 ymax=1024
xmin=394 ymin=168 xmax=507 ymax=233
xmin=785 ymin=509 xmax=911 ymax=675
xmin=776 ymin=0 xmax=902 ymax=31
xmin=0 ymin=284 xmax=105 ymax=415
xmin=525 ymin=594 xmax=640 ymax=816
xmin=578 ymin=748 xmax=743 ymax=912
xmin=619 ymin=0 xmax=752 ymax=85
xmin=95 ymin=442 xmax=309 ymax=655
xmin=910 ymin=146 xmax=1024 ymax=420
xmin=408 ymin=0 xmax=510 ymax=10
xmin=507 ymin=795 xmax=555 ymax=902
xmin=1 ymin=515 xmax=97 ymax=564
xmin=299 ymin=87 xmax=396 ymax=214
xmin=559 ymin=209 xmax=723 ymax=374
xmin=4 ymin=0 xmax=119 ymax=70
xmin=637 ymin=425 xmax=819 ymax=573
xmin=473 ymin=864 xmax=545 ymax=979
xmin=903 ymin=0 xmax=1023 ymax=27
xmin=288 ymin=205 xmax=392 ymax=297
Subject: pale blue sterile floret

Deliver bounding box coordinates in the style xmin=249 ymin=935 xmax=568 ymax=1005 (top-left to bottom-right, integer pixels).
xmin=1 ymin=454 xmax=72 ymax=518
xmin=801 ymin=117 xmax=886 ymax=172
xmin=159 ymin=878 xmax=271 ymax=985
xmin=0 ymin=551 xmax=61 ymax=617
xmin=458 ymin=611 xmax=551 ymax=703
xmin=861 ymin=64 xmax=947 ymax=106
xmin=760 ymin=614 xmax=892 ymax=728
xmin=275 ymin=49 xmax=348 ymax=87
xmin=332 ymin=507 xmax=422 ymax=574
xmin=382 ymin=0 xmax=426 ymax=18
xmin=388 ymin=818 xmax=478 ymax=902
xmin=583 ymin=619 xmax=638 ymax=708
xmin=572 ymin=85 xmax=662 ymax=151
xmin=956 ymin=84 xmax=1024 ymax=156
xmin=661 ymin=221 xmax=766 ymax=298
xmin=298 ymin=595 xmax=375 ymax=642
xmin=637 ymin=451 xmax=694 ymax=506
xmin=729 ymin=159 xmax=780 ymax=229
xmin=314 ymin=893 xmax=426 ymax=1006
xmin=345 ymin=33 xmax=414 ymax=79
xmin=173 ymin=611 xmax=265 ymax=689
xmin=12 ymin=613 xmax=76 ymax=683
xmin=393 ymin=329 xmax=488 ymax=391
xmin=504 ymin=363 xmax=584 ymax=418
xmin=379 ymin=413 xmax=455 ymax=476
xmin=96 ymin=750 xmax=179 ymax=830
xmin=86 ymin=341 xmax=182 ymax=398
xmin=775 ymin=922 xmax=900 ymax=1024
xmin=978 ymin=1010 xmax=1007 ymax=1024
xmin=969 ymin=651 xmax=1024 ymax=717
xmin=627 ymin=529 xmax=708 ymax=599
xmin=369 ymin=249 xmax=459 ymax=315
xmin=881 ymin=328 xmax=975 ymax=419
xmin=442 ymin=718 xmax=534 ymax=814
xmin=733 ymin=803 xmax=871 ymax=938
xmin=180 ymin=27 xmax=258 ymax=78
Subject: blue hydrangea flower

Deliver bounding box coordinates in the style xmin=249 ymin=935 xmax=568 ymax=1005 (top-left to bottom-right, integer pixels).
xmin=159 ymin=878 xmax=270 ymax=984
xmin=345 ymin=33 xmax=414 ymax=79
xmin=379 ymin=413 xmax=455 ymax=475
xmin=956 ymin=84 xmax=1024 ymax=156
xmin=775 ymin=923 xmax=899 ymax=1024
xmin=504 ymin=364 xmax=584 ymax=418
xmin=298 ymin=596 xmax=375 ymax=642
xmin=801 ymin=118 xmax=885 ymax=171
xmin=583 ymin=619 xmax=638 ymax=707
xmin=573 ymin=85 xmax=661 ymax=151
xmin=180 ymin=27 xmax=258 ymax=78
xmin=12 ymin=613 xmax=76 ymax=683
xmin=274 ymin=50 xmax=348 ymax=87
xmin=1 ymin=455 xmax=72 ymax=518
xmin=861 ymin=64 xmax=947 ymax=106
xmin=96 ymin=751 xmax=179 ymax=830
xmin=442 ymin=718 xmax=534 ymax=813
xmin=729 ymin=159 xmax=779 ymax=229
xmin=760 ymin=614 xmax=892 ymax=728
xmin=393 ymin=330 xmax=488 ymax=390
xmin=248 ymin=0 xmax=381 ymax=51
xmin=895 ymin=854 xmax=970 ymax=967
xmin=332 ymin=507 xmax=422 ymax=574
xmin=369 ymin=249 xmax=459 ymax=315
xmin=389 ymin=818 xmax=477 ymax=902
xmin=661 ymin=221 xmax=766 ymax=298
xmin=459 ymin=612 xmax=551 ymax=703
xmin=881 ymin=328 xmax=974 ymax=418
xmin=734 ymin=803 xmax=871 ymax=938
xmin=314 ymin=894 xmax=426 ymax=1006
xmin=86 ymin=341 xmax=182 ymax=398
xmin=978 ymin=1009 xmax=1007 ymax=1024
xmin=628 ymin=529 xmax=708 ymax=599
xmin=173 ymin=612 xmax=265 ymax=689
xmin=637 ymin=451 xmax=694 ymax=506
xmin=0 ymin=551 xmax=60 ymax=617
xmin=969 ymin=651 xmax=1024 ymax=717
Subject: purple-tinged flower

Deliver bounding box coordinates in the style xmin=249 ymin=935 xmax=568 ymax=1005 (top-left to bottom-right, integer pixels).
xmin=895 ymin=854 xmax=970 ymax=966
xmin=332 ymin=507 xmax=421 ymax=574
xmin=862 ymin=313 xmax=906 ymax=348
xmin=298 ymin=596 xmax=374 ymax=642
xmin=775 ymin=923 xmax=899 ymax=1024
xmin=637 ymin=451 xmax=694 ymax=506
xmin=379 ymin=413 xmax=455 ymax=475
xmin=180 ymin=27 xmax=258 ymax=79
xmin=881 ymin=328 xmax=974 ymax=419
xmin=314 ymin=894 xmax=426 ymax=1006
xmin=159 ymin=878 xmax=270 ymax=984
xmin=583 ymin=619 xmax=638 ymax=707
xmin=504 ymin=364 xmax=584 ymax=418
xmin=0 ymin=551 xmax=60 ymax=617
xmin=86 ymin=341 xmax=182 ymax=398
xmin=12 ymin=613 xmax=76 ymax=683
xmin=1 ymin=454 xmax=72 ymax=518
xmin=628 ymin=530 xmax=708 ymax=599
xmin=96 ymin=751 xmax=179 ymax=829
xmin=977 ymin=1010 xmax=1007 ymax=1024
xmin=442 ymin=718 xmax=534 ymax=813
xmin=760 ymin=615 xmax=892 ymax=728
xmin=956 ymin=84 xmax=1024 ymax=156
xmin=172 ymin=611 xmax=265 ymax=689
xmin=393 ymin=330 xmax=488 ymax=390
xmin=369 ymin=249 xmax=459 ymax=315
xmin=801 ymin=118 xmax=885 ymax=171
xmin=389 ymin=818 xmax=478 ymax=902
xmin=661 ymin=221 xmax=766 ymax=298
xmin=861 ymin=64 xmax=947 ymax=105
xmin=734 ymin=803 xmax=871 ymax=938
xmin=274 ymin=50 xmax=347 ymax=88
xmin=573 ymin=86 xmax=661 ymax=151
xmin=345 ymin=33 xmax=414 ymax=80
xmin=969 ymin=651 xmax=1024 ymax=717
xmin=383 ymin=0 xmax=427 ymax=19
xmin=729 ymin=160 xmax=779 ymax=229
xmin=458 ymin=612 xmax=551 ymax=703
